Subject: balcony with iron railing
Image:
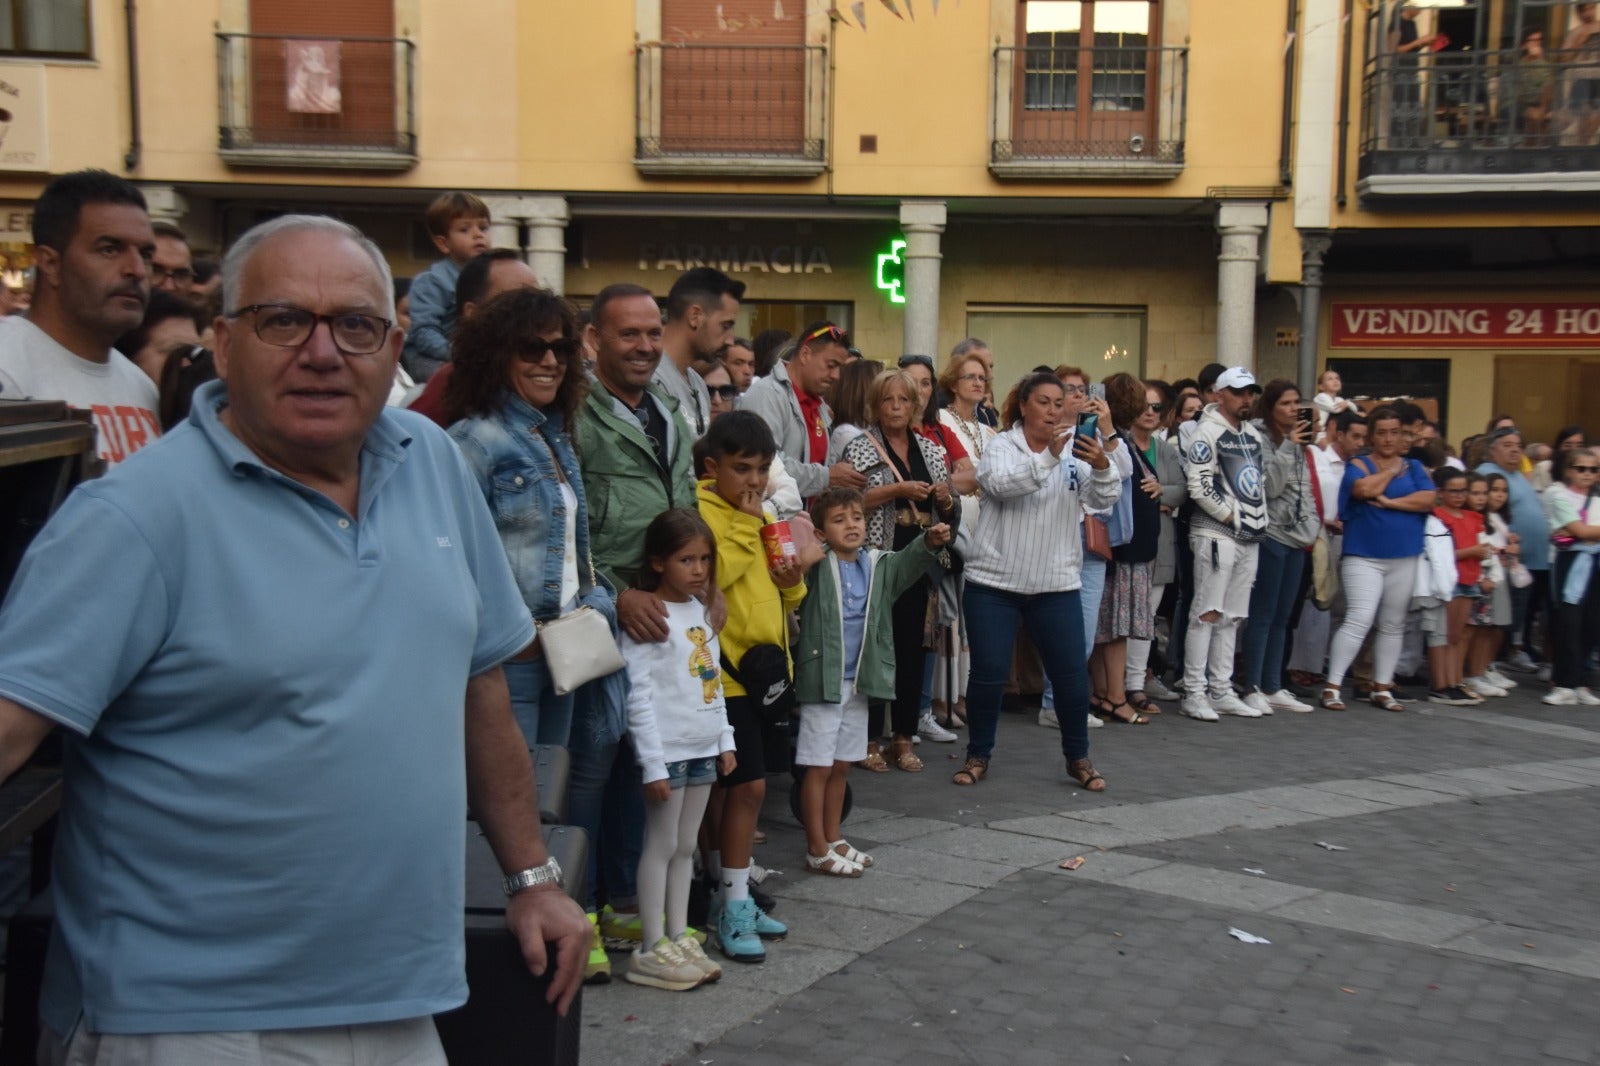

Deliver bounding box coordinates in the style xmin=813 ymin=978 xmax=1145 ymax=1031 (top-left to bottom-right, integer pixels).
xmin=216 ymin=33 xmax=417 ymax=170
xmin=991 ymin=44 xmax=1188 ymax=179
xmin=634 ymin=42 xmax=828 ymax=177
xmin=1359 ymin=48 xmax=1600 ymax=198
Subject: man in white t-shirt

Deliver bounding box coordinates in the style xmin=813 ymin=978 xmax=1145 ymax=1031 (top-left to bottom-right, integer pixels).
xmin=0 ymin=170 xmax=160 ymax=467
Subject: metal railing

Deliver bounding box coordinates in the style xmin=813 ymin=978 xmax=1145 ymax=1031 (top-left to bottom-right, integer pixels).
xmin=1361 ymin=47 xmax=1600 ymax=157
xmin=992 ymin=45 xmax=1188 ymax=166
xmin=216 ymin=33 xmax=417 ymax=162
xmin=635 ymin=42 xmax=826 ymax=165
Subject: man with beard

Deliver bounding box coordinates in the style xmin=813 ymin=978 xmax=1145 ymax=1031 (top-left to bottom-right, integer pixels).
xmin=0 ymin=170 xmax=161 ymax=466
xmin=655 ymin=267 xmax=744 ymax=441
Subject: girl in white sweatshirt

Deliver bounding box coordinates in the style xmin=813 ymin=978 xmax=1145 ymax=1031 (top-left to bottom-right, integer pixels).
xmin=622 ymin=510 xmax=736 ymax=991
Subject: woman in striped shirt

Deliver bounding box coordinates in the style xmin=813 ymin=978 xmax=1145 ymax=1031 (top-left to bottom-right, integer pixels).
xmin=954 ymin=372 xmax=1121 ymax=791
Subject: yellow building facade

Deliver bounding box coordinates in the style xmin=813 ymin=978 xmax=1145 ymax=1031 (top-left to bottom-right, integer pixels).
xmin=0 ymin=0 xmax=1592 ymax=441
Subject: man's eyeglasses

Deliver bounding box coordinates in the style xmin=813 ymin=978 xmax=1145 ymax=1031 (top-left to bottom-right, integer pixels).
xmin=517 ymin=337 xmax=581 ymax=365
xmin=803 ymin=324 xmax=847 ymax=346
xmin=226 ymin=304 xmax=392 ymax=355
xmin=707 ymin=384 xmax=740 ymax=401
xmin=151 ymin=263 xmax=196 ymax=285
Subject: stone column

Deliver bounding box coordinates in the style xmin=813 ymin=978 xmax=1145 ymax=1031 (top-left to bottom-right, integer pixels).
xmin=1297 ymin=232 xmax=1332 ymax=395
xmin=522 ymin=195 xmax=570 ymax=296
xmin=1214 ymin=201 xmax=1269 ymax=370
xmin=899 ymin=200 xmax=946 ymax=358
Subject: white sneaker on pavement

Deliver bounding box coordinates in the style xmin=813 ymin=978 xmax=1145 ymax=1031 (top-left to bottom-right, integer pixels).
xmin=1576 ymin=687 xmax=1600 ymax=706
xmin=1543 ymin=687 xmax=1579 ymax=706
xmin=1145 ymin=676 xmax=1180 ymax=702
xmin=1087 ymin=712 xmax=1103 ymax=729
xmin=917 ymin=711 xmax=958 ymax=742
xmin=1485 ymin=668 xmax=1518 ymax=690
xmin=1242 ymin=691 xmax=1274 ymax=716
xmin=1211 ymin=691 xmax=1262 ymax=717
xmin=1506 ymin=649 xmax=1538 ymax=673
xmin=1180 ymin=694 xmax=1220 ymax=722
xmin=1464 ymin=677 xmax=1507 ymax=698
xmin=1265 ymin=688 xmax=1314 ymax=713
xmin=1038 ymin=707 xmax=1058 ymax=729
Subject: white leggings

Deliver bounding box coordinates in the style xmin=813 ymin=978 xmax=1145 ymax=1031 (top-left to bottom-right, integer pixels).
xmin=1125 ymin=582 xmax=1168 ymax=692
xmin=636 ymin=782 xmax=713 ymax=947
xmin=1326 ymin=555 xmax=1418 ymax=688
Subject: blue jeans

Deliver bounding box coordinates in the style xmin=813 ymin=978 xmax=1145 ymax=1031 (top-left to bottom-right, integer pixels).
xmin=1238 ymin=538 xmax=1307 ymax=694
xmin=504 ymin=657 xmax=576 ymax=748
xmin=1042 ymin=554 xmax=1105 ymax=709
xmin=567 ymin=724 xmax=643 ymax=911
xmin=964 ymin=582 xmax=1089 ymax=764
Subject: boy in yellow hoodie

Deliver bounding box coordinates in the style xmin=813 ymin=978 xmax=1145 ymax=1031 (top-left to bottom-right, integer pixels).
xmin=696 ymin=411 xmax=809 ymax=963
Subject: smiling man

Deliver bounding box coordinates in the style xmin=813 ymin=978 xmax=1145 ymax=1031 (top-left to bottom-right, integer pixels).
xmin=0 ymin=170 xmax=161 ymax=467
xmin=0 ymin=214 xmax=589 ymax=1064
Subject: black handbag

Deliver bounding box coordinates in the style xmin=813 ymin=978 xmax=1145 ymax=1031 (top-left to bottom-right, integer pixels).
xmin=721 ymin=644 xmax=794 ymax=726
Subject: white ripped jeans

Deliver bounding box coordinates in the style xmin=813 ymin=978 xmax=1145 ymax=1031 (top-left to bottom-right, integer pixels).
xmin=1325 ymin=554 xmax=1419 ymax=689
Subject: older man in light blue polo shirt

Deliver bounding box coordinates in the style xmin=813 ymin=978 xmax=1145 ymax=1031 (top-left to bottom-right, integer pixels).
xmin=0 ymin=215 xmax=589 ymax=1064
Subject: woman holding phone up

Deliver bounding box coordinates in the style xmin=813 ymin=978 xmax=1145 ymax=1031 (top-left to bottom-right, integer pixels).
xmin=1237 ymin=380 xmax=1321 ymax=714
xmin=955 ymin=372 xmax=1120 ymax=790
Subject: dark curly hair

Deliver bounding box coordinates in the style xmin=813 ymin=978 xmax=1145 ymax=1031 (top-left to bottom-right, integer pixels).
xmin=442 ymin=288 xmax=585 ymax=426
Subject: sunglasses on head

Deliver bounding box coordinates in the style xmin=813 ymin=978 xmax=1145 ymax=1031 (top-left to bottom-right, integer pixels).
xmin=516 ymin=337 xmax=581 ymax=364
xmin=898 ymin=355 xmax=934 ymax=372
xmin=803 ymin=324 xmax=846 ymax=346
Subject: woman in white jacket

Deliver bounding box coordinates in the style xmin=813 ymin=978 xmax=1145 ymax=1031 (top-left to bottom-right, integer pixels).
xmin=955 ymin=372 xmax=1119 ymax=791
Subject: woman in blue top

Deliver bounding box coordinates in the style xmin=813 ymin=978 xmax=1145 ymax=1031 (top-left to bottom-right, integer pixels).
xmin=1321 ymin=406 xmax=1436 ymax=711
xmin=446 ymin=288 xmax=616 ymax=747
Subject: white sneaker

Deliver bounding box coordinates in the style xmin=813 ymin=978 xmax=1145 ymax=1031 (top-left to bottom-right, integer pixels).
xmin=1485 ymin=668 xmax=1518 ymax=690
xmin=1265 ymin=688 xmax=1314 ymax=713
xmin=1506 ymin=649 xmax=1538 ymax=673
xmin=1242 ymin=691 xmax=1274 ymax=716
xmin=1543 ymin=687 xmax=1579 ymax=706
xmin=1211 ymin=691 xmax=1262 ymax=717
xmin=1537 ymin=664 xmax=1553 ymax=683
xmin=1576 ymin=687 xmax=1600 ymax=706
xmin=917 ymin=711 xmax=958 ymax=743
xmin=1180 ymin=694 xmax=1220 ymax=722
xmin=1145 ymin=676 xmax=1180 ymax=701
xmin=1086 ymin=712 xmax=1103 ymax=729
xmin=1038 ymin=707 xmax=1059 ymax=729
xmin=1464 ymin=677 xmax=1507 ymax=698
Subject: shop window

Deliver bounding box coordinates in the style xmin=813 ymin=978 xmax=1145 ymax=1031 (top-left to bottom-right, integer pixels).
xmin=966 ymin=306 xmax=1145 ymax=396
xmin=1328 ymin=356 xmax=1451 ymax=437
xmin=737 ymin=301 xmax=853 ymax=347
xmin=0 ymin=0 xmax=91 ymax=59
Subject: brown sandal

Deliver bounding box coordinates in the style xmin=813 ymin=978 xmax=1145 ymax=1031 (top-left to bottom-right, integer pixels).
xmin=952 ymin=756 xmax=989 ymax=786
xmin=1127 ymin=691 xmax=1160 ymax=715
xmin=1100 ymin=701 xmax=1150 ymax=725
xmin=890 ymin=736 xmax=923 ymax=773
xmin=858 ymin=742 xmax=890 ymax=773
xmin=1068 ymin=758 xmax=1107 ymax=792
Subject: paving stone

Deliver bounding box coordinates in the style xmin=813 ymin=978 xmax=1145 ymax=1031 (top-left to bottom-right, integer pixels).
xmin=1235 ymin=783 xmax=1401 ymax=818
xmin=1268 ymin=890 xmax=1490 ymax=945
xmin=856 ymin=841 xmax=1017 ymax=888
xmin=1439 ymin=924 xmax=1600 ymax=980
xmin=848 ymin=816 xmax=962 ymax=845
xmin=772 ymin=868 xmax=981 ymax=917
xmin=894 ymin=823 xmax=1082 ymax=870
xmin=987 ymin=812 xmax=1163 ymax=847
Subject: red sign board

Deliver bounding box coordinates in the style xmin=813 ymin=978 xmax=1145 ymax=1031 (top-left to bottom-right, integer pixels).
xmin=1330 ymin=301 xmax=1600 ymax=349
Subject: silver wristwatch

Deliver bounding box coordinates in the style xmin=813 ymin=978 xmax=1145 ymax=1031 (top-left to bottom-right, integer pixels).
xmin=502 ymin=857 xmax=563 ymax=897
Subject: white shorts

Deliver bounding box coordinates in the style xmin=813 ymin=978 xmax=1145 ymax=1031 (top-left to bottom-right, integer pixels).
xmin=1189 ymin=534 xmax=1260 ymax=623
xmin=42 ymin=1018 xmax=445 ymax=1066
xmin=795 ymin=690 xmax=869 ymax=767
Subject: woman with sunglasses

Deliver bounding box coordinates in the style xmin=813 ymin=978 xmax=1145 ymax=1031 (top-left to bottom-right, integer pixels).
xmin=444 ymin=287 xmax=614 ymax=748
xmin=694 ymin=358 xmax=741 ymax=421
xmin=1542 ymin=446 xmax=1600 ymax=706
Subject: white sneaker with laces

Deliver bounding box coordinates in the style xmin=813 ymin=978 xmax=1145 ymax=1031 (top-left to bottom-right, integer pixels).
xmin=1242 ymin=691 xmax=1274 ymax=716
xmin=1576 ymin=687 xmax=1600 ymax=706
xmin=1086 ymin=712 xmax=1103 ymax=729
xmin=1506 ymin=649 xmax=1538 ymax=673
xmin=1543 ymin=687 xmax=1579 ymax=706
xmin=1145 ymin=676 xmax=1180 ymax=702
xmin=1464 ymin=677 xmax=1507 ymax=698
xmin=1485 ymin=668 xmax=1518 ymax=690
xmin=1265 ymin=688 xmax=1314 ymax=713
xmin=1211 ymin=691 xmax=1262 ymax=717
xmin=917 ymin=711 xmax=958 ymax=742
xmin=1180 ymin=694 xmax=1220 ymax=722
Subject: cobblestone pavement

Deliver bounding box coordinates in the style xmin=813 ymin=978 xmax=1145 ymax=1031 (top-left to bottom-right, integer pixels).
xmin=581 ymin=690 xmax=1600 ymax=1066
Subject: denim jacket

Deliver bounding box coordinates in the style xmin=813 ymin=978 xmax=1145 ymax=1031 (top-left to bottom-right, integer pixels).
xmin=449 ymin=393 xmax=617 ymax=625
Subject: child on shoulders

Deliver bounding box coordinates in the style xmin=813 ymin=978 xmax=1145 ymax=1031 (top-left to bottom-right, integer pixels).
xmin=402 ymin=191 xmax=491 ymax=382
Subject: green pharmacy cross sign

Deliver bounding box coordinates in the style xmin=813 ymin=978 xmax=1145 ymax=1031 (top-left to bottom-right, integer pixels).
xmin=876 ymin=238 xmax=907 ymax=305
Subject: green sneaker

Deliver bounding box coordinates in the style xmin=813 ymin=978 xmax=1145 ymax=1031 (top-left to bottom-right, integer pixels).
xmin=600 ymin=905 xmax=706 ymax=948
xmin=584 ymin=912 xmax=611 ymax=985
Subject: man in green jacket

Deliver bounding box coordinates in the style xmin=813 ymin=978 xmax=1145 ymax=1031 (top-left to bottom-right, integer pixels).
xmin=792 ymin=488 xmax=950 ymax=877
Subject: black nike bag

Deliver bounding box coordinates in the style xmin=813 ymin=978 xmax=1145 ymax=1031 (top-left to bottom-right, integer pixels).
xmin=722 ymin=644 xmax=794 ymax=727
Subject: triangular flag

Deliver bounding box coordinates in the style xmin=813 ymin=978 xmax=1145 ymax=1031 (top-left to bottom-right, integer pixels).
xmin=931 ymin=0 xmax=939 ymax=11
xmin=716 ymin=3 xmax=728 ymax=31
xmin=905 ymin=0 xmax=915 ymax=17
xmin=879 ymin=0 xmax=903 ymax=19
xmin=852 ymin=0 xmax=866 ymax=28
xmin=774 ymin=0 xmax=784 ymax=18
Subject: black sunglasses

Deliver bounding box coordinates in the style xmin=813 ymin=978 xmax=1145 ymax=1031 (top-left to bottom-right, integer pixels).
xmin=1571 ymin=464 xmax=1600 ymax=473
xmin=707 ymin=384 xmax=739 ymax=401
xmin=517 ymin=337 xmax=581 ymax=364
xmin=1148 ymin=403 xmax=1165 ymax=413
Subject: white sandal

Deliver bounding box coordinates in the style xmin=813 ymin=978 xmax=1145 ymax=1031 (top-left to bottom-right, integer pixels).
xmin=830 ymin=839 xmax=874 ymax=868
xmin=1320 ymin=686 xmax=1346 ymax=711
xmin=806 ymin=850 xmax=862 ymax=877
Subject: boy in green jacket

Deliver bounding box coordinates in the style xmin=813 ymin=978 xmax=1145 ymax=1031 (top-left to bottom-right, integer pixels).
xmin=793 ymin=488 xmax=951 ymax=877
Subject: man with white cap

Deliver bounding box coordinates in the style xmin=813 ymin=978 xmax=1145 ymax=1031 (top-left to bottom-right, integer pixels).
xmin=1181 ymin=367 xmax=1269 ymax=721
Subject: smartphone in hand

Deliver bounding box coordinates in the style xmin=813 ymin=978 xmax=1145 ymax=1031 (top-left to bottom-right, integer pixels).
xmin=1075 ymin=411 xmax=1099 ymax=441
xmin=1088 ymin=382 xmax=1106 ymax=402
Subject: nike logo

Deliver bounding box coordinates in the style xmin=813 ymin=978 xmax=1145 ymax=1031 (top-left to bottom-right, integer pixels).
xmin=762 ymin=683 xmax=787 ymax=707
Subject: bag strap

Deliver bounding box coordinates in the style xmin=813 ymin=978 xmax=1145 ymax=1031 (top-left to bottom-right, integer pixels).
xmin=862 ymin=429 xmax=903 ymax=483
xmin=536 ymin=425 xmax=599 ymax=591
xmin=1306 ymin=447 xmax=1326 ymax=520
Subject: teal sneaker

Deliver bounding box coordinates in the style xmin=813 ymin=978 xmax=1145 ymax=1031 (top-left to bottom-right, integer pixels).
xmin=715 ymin=897 xmax=766 ymax=963
xmin=751 ymin=903 xmax=787 ymax=941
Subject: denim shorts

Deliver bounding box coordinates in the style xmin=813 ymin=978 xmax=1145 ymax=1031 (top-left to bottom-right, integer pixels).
xmin=664 ymin=757 xmax=717 ymax=789
xmin=1454 ymin=582 xmax=1483 ymax=600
